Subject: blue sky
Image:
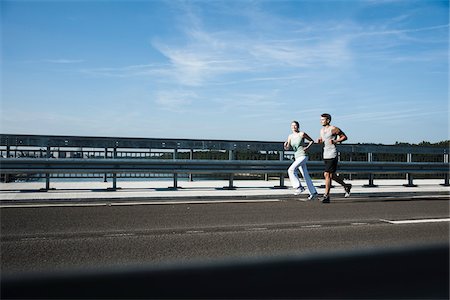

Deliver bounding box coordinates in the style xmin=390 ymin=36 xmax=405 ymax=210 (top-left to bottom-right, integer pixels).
xmin=1 ymin=0 xmax=448 ymax=144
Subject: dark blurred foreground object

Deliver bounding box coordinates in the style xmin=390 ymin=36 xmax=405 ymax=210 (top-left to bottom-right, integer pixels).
xmin=2 ymin=244 xmax=449 ymax=299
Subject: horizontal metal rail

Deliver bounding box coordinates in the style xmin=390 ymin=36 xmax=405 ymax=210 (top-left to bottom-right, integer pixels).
xmin=1 ymin=158 xmax=449 ymax=174
xmin=1 ymin=158 xmax=448 ymax=190
xmin=1 ymin=134 xmax=448 ymax=154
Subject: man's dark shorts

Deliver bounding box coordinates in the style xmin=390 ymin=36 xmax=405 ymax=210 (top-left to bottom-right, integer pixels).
xmin=323 ymin=157 xmax=338 ymax=173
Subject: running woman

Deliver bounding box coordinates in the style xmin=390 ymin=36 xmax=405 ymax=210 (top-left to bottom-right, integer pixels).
xmin=284 ymin=120 xmax=318 ymax=201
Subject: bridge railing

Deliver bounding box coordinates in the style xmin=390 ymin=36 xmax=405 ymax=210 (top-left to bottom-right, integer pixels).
xmin=0 ymin=134 xmax=449 ymax=190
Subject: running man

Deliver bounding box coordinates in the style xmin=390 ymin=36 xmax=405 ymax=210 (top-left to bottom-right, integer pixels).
xmin=317 ymin=113 xmax=352 ymax=203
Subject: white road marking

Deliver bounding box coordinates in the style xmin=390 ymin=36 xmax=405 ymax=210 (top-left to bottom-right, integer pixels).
xmin=186 ymin=230 xmax=204 ymax=234
xmin=246 ymin=227 xmax=268 ymax=231
xmin=351 ymin=222 xmax=368 ymax=225
xmin=302 ymin=225 xmax=322 ymax=228
xmin=0 ymin=203 xmax=108 ymax=208
xmin=104 ymin=233 xmax=135 ymax=237
xmin=111 ymin=199 xmax=282 ymax=206
xmin=0 ymin=199 xmax=281 ymax=208
xmin=380 ymin=218 xmax=450 ymax=224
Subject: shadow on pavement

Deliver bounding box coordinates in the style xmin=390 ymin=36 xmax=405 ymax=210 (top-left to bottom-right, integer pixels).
xmin=2 ymin=243 xmax=448 ymax=299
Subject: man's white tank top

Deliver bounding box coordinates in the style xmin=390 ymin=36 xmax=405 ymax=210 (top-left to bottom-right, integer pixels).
xmin=321 ymin=127 xmax=337 ymax=159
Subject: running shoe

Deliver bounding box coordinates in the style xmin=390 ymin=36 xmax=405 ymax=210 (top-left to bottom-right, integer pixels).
xmin=344 ymin=184 xmax=352 ymax=198
xmin=294 ymin=187 xmax=305 ymax=195
xmin=321 ymin=195 xmax=330 ymax=203
xmin=307 ymin=193 xmax=318 ymax=201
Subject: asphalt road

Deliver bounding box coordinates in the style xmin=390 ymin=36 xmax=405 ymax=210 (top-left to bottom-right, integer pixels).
xmin=1 ymin=196 xmax=449 ymax=275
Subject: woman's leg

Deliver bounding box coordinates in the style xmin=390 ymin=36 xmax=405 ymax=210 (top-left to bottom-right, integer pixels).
xmin=287 ymin=158 xmax=303 ymax=189
xmin=297 ymin=156 xmax=317 ymax=195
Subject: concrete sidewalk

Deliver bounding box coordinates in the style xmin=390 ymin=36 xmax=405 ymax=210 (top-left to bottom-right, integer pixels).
xmin=1 ymin=179 xmax=449 ymax=205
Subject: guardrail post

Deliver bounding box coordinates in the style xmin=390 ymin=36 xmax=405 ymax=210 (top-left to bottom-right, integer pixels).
xmin=363 ymin=152 xmax=377 ymax=187
xmin=274 ymin=150 xmax=287 ymax=189
xmin=404 ymin=153 xmax=417 ymax=187
xmin=45 ymin=146 xmax=51 ymax=190
xmin=444 ymin=173 xmax=450 ymax=187
xmin=265 ymin=151 xmax=269 ymax=181
xmin=442 ymin=153 xmax=449 ymax=186
xmin=189 ymin=149 xmax=193 ymax=182
xmin=224 ymin=174 xmax=235 ymax=190
xmin=4 ymin=145 xmax=11 ymax=182
xmin=107 ymin=147 xmax=119 ymax=191
xmin=112 ymin=147 xmax=118 ymax=190
xmin=172 ymin=173 xmax=178 ymax=189
xmin=223 ymin=150 xmax=236 ymax=190
xmin=171 ymin=148 xmax=179 ymax=189
xmin=41 ymin=146 xmax=54 ymax=191
xmin=103 ymin=148 xmax=108 ymax=182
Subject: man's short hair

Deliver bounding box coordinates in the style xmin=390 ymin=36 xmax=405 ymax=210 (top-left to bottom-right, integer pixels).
xmin=321 ymin=113 xmax=332 ymax=121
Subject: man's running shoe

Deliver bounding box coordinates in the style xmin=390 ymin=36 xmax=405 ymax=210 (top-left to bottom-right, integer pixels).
xmin=321 ymin=195 xmax=330 ymax=203
xmin=344 ymin=184 xmax=352 ymax=198
xmin=294 ymin=187 xmax=305 ymax=195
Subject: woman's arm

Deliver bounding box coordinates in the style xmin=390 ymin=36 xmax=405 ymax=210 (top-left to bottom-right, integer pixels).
xmin=283 ymin=135 xmax=291 ymax=150
xmin=302 ymin=132 xmax=314 ymax=151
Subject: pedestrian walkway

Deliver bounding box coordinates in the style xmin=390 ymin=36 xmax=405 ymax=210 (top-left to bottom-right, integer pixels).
xmin=1 ymin=179 xmax=449 ymax=205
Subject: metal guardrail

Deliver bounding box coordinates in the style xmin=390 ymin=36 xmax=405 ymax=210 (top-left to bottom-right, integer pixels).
xmin=1 ymin=134 xmax=283 ymax=151
xmin=1 ymin=133 xmax=448 ymax=154
xmin=2 ymin=158 xmax=448 ymax=174
xmin=1 ymin=158 xmax=449 ymax=191
xmin=1 ymin=134 xmax=449 ymax=190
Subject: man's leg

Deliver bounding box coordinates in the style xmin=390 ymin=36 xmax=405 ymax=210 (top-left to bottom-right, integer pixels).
xmin=324 ymin=171 xmax=332 ymax=196
xmin=331 ymin=173 xmax=347 ymax=187
xmin=331 ymin=173 xmax=352 ymax=197
xmin=322 ymin=171 xmax=332 ymax=203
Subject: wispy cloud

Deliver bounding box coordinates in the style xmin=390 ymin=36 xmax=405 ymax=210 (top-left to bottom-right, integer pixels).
xmin=339 ymin=108 xmax=449 ymax=123
xmin=82 ymin=3 xmax=406 ymax=92
xmin=21 ymin=58 xmax=85 ymax=64
xmin=249 ymin=38 xmax=351 ymax=68
xmin=79 ymin=1 xmax=447 ymax=120
xmin=141 ymin=1 xmax=361 ymax=89
xmin=43 ymin=59 xmax=85 ymax=64
xmin=81 ymin=63 xmax=168 ymax=78
xmin=150 ymin=25 xmax=352 ymax=88
xmin=352 ymin=24 xmax=449 ymax=38
xmin=154 ymin=90 xmax=197 ymax=112
xmin=209 ymin=74 xmax=310 ymax=86
xmin=213 ymin=92 xmax=283 ymax=112
xmin=151 ymin=31 xmax=252 ymax=86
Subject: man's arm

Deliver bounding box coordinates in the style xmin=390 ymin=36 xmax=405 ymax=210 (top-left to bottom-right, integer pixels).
xmin=317 ymin=128 xmax=323 ymax=144
xmin=332 ymin=126 xmax=347 ymax=144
